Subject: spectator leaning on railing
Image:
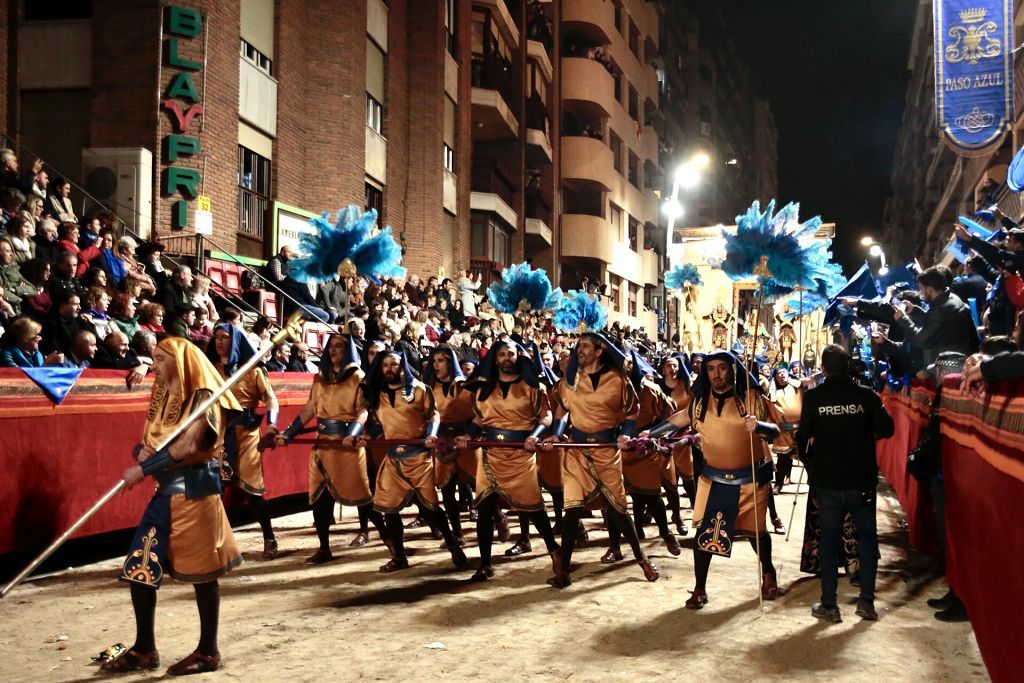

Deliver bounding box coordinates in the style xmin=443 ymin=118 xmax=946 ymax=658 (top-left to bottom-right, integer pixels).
xmin=892 ymin=266 xmax=979 ymax=367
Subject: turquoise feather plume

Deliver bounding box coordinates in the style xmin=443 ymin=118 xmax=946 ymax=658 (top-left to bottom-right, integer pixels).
xmin=665 ymin=263 xmax=703 ymax=290
xmin=486 ymin=263 xmax=562 ymax=313
xmin=553 ymin=290 xmax=608 ymax=333
xmin=288 ymin=205 xmax=404 ymax=282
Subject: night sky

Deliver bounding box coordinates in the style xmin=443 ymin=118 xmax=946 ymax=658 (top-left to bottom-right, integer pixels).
xmin=720 ymin=0 xmax=919 ymax=273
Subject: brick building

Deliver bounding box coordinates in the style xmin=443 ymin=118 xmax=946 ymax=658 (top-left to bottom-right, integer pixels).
xmin=2 ymin=0 xmax=671 ymax=331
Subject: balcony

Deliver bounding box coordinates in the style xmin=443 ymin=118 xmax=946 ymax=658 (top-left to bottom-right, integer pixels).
xmin=562 ymin=57 xmax=616 ymax=119
xmin=562 ymin=0 xmax=614 ymax=46
xmin=476 ymin=0 xmax=520 ymax=48
xmin=562 ymin=213 xmax=615 ymax=265
xmin=561 ymin=135 xmax=615 ymax=192
xmin=470 ymin=191 xmax=518 ymax=231
xmin=525 ymin=217 xmax=552 ymax=246
xmin=526 ymin=128 xmax=553 ymax=165
xmin=443 ymin=169 xmax=457 ymax=214
xmin=527 ymin=40 xmax=553 ymax=83
xmin=472 ymin=87 xmax=519 ymax=141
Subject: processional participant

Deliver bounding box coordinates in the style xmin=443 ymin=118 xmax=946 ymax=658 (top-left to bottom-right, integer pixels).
xmin=361 ymin=349 xmax=468 ymax=572
xmin=541 ymin=293 xmax=660 ymax=588
xmin=610 ymin=350 xmax=682 ymax=560
xmin=276 ymin=334 xmax=388 ymax=564
xmin=103 ymin=337 xmax=243 ymax=675
xmin=768 ymin=364 xmax=803 ymax=501
xmin=657 ymin=353 xmax=697 ymax=534
xmin=207 ymin=324 xmax=280 ymax=560
xmin=643 ymin=350 xmax=780 ymax=609
xmin=455 ymin=340 xmax=561 ymax=581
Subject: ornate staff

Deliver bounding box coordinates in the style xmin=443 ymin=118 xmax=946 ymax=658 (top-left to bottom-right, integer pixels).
xmin=0 ymin=313 xmax=305 ymax=598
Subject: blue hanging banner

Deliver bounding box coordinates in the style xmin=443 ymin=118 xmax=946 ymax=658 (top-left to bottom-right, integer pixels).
xmin=933 ymin=0 xmax=1014 ymax=157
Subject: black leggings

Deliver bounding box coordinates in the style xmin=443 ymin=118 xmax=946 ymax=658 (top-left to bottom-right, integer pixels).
xmin=476 ymin=496 xmax=557 ymax=566
xmin=243 ymin=491 xmax=274 ymax=541
xmin=693 ymin=532 xmax=774 ymax=591
xmin=441 ymin=477 xmax=463 ymax=537
xmin=385 ymin=503 xmax=458 ymax=560
xmin=621 ymin=493 xmax=671 ymax=544
xmin=561 ymin=502 xmax=644 ymax=571
xmin=313 ymin=493 xmax=387 ymax=550
xmin=129 ymin=580 xmax=219 ymax=657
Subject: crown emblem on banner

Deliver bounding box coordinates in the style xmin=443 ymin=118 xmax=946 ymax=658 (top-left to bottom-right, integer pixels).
xmin=959 ymin=8 xmax=988 ymax=24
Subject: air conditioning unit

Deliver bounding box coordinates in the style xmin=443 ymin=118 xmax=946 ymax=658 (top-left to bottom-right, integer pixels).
xmin=81 ymin=148 xmax=154 ymax=240
xmin=699 ymin=122 xmax=712 ymax=137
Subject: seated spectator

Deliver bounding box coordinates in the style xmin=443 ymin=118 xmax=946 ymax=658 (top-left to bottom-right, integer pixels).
xmin=32 ymin=217 xmax=60 ymax=264
xmin=137 ymin=302 xmax=166 ymax=336
xmin=0 ymin=316 xmax=63 ymax=367
xmin=265 ymin=343 xmax=288 ymax=372
xmin=77 ymin=215 xmax=103 ymax=250
xmin=80 ymin=286 xmax=113 ymax=341
xmin=317 ymin=274 xmax=347 ymax=322
xmin=189 ymin=307 xmax=213 ymax=347
xmin=0 ymin=237 xmax=38 ymax=316
xmin=104 ymin=234 xmax=154 ymax=293
xmin=130 ymin=329 xmax=157 ymax=364
xmin=264 ymin=244 xmax=297 ymax=286
xmin=19 ymin=257 xmax=52 ymax=320
xmin=108 ymin=292 xmax=140 ymax=341
xmin=395 ymin=321 xmax=422 ymax=374
xmin=20 ymin=194 xmax=44 ymax=235
xmin=81 ymin=267 xmax=109 ymax=291
xmin=0 ymin=187 xmax=25 ymax=232
xmin=137 ymin=241 xmax=168 ymax=288
xmin=7 ymin=216 xmax=35 ymax=264
xmin=44 ymin=176 xmax=78 ymax=223
xmin=41 ymin=290 xmax=89 ymax=355
xmin=57 ymin=222 xmax=100 ymax=277
xmin=26 ymin=166 xmax=48 ymax=201
xmin=157 ymin=264 xmax=194 ymax=333
xmin=165 ymin=305 xmax=197 ymax=342
xmin=189 ymin=273 xmax=219 ymax=323
xmin=48 ymin=251 xmax=84 ymax=300
xmin=286 ymin=342 xmax=313 ymax=372
xmin=92 ymin=329 xmax=149 ymax=389
xmin=61 ymin=329 xmax=97 ymax=368
xmin=0 ymin=150 xmax=39 ymax=192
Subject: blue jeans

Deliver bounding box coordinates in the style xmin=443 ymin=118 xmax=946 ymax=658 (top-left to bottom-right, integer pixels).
xmin=298 ymin=305 xmax=334 ymax=323
xmin=817 ymin=488 xmax=878 ymax=605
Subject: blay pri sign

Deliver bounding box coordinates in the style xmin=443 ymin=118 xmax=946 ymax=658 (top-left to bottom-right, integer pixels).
xmin=161 ymin=5 xmax=205 ymax=229
xmin=933 ymin=0 xmax=1014 ymax=157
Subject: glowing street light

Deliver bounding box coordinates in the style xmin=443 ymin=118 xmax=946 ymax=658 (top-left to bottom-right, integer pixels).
xmin=691 ymin=151 xmax=711 ymax=170
xmin=664 ymin=199 xmax=684 ymax=220
xmin=675 ymin=164 xmax=701 ymax=189
xmin=869 ymin=244 xmax=883 ymax=257
xmin=725 ymin=158 xmax=738 ymax=165
xmin=861 ymin=236 xmax=876 ymax=247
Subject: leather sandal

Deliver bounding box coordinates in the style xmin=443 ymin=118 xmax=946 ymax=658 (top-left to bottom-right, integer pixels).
xmin=349 ymin=532 xmax=369 ymax=548
xmin=495 ymin=511 xmax=511 ymax=543
xmin=574 ymin=523 xmax=589 ymax=549
xmin=305 ymin=547 xmax=333 ymax=565
xmin=549 ymin=548 xmax=564 ymax=578
xmin=772 ymin=517 xmax=786 ymax=535
xmin=546 ymin=571 xmax=572 ymax=589
xmin=100 ymin=648 xmax=160 ymax=672
xmin=504 ymin=538 xmax=532 ymax=556
xmin=663 ymin=533 xmax=682 ymax=556
xmin=469 ymin=565 xmax=494 ymax=582
xmin=262 ymin=539 xmax=279 ymax=560
xmin=761 ymin=569 xmax=779 ymax=600
xmin=685 ymin=589 xmax=709 ymax=609
xmin=167 ymin=650 xmax=220 ymax=676
xmin=379 ymin=557 xmax=410 ymax=573
xmin=637 ymin=556 xmax=660 ymax=582
xmin=450 ymin=545 xmax=469 ymax=569
xmin=600 ymin=547 xmax=623 ymax=564
xmin=407 ymin=516 xmax=427 ymax=529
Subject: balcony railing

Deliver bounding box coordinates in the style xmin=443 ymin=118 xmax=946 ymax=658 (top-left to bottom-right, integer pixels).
xmin=238 ymin=187 xmax=268 ymax=240
xmin=472 ymin=51 xmax=517 ymax=112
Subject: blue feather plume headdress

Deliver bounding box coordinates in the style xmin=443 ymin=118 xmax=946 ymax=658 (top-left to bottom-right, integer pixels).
xmin=664 ymin=263 xmax=703 ymax=290
xmin=288 ymin=205 xmax=406 ymax=283
xmin=718 ymin=200 xmax=844 ymax=295
xmin=486 ymin=262 xmax=562 ymax=313
xmin=553 ymin=290 xmax=608 ymax=333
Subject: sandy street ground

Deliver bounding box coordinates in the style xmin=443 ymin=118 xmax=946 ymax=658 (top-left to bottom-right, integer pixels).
xmin=0 ymin=475 xmax=986 ymax=683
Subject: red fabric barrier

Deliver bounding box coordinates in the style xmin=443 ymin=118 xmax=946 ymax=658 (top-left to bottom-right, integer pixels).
xmin=939 ymin=377 xmax=1024 ymax=683
xmin=0 ymin=369 xmax=315 ymax=555
xmin=876 ymin=388 xmax=940 ymax=555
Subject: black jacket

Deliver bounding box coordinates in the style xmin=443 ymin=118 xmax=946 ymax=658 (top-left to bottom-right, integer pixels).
xmin=951 ymin=273 xmax=989 ymax=306
xmin=797 ymin=375 xmax=895 ymax=491
xmin=980 ymin=351 xmax=1024 ymax=381
xmin=895 ymin=290 xmax=978 ymax=366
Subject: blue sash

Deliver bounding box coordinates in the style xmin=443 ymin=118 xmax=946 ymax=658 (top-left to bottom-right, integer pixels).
xmin=696 ymin=460 xmax=773 ymax=558
xmin=120 ymin=495 xmax=171 ymax=589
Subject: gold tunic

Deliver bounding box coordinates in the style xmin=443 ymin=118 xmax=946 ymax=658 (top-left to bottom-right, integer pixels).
xmin=473 ymin=379 xmax=548 ymax=510
xmin=372 ymin=383 xmax=440 ymax=513
xmin=622 ymin=380 xmax=674 ymax=495
xmin=308 ymin=372 xmax=373 ymax=505
xmin=689 ymin=388 xmax=772 ymax=538
xmin=141 ymin=386 xmax=241 ymax=583
xmin=432 ymin=379 xmax=481 ymax=486
xmin=556 ymin=369 xmax=638 ymax=513
xmin=664 ymin=381 xmax=695 ymax=480
xmin=770 ymin=381 xmax=802 ymax=453
xmin=216 ymin=363 xmax=275 ymax=495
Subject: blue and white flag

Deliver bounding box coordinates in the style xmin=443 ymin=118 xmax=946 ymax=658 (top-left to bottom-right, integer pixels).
xmin=20 ymin=367 xmax=84 ymax=404
xmin=934 ymin=0 xmax=1014 ymax=156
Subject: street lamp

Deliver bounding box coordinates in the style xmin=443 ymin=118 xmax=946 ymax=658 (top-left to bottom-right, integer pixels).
xmin=675 ymin=164 xmax=701 ymax=189
xmin=663 ymin=199 xmax=684 ymax=221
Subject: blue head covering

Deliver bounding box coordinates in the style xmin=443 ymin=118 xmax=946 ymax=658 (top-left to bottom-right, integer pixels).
xmin=527 ymin=340 xmax=559 ymax=387
xmin=364 ymin=349 xmax=416 ymax=409
xmin=206 ymin=323 xmax=258 ymax=375
xmin=421 ymin=344 xmax=465 ymax=385
xmin=658 ymin=353 xmax=692 ymax=393
xmin=468 ymin=340 xmax=542 ymax=401
xmin=564 ymin=331 xmax=628 ymax=387
xmin=319 ymin=333 xmax=362 ymax=383
xmin=626 ymin=349 xmax=660 ymax=392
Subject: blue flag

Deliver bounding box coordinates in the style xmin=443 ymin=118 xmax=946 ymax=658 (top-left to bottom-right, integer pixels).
xmin=20 ymin=367 xmax=84 ymax=404
xmin=933 ymin=0 xmax=1014 ymax=156
xmin=947 ymin=216 xmax=997 ymax=263
xmin=876 ymin=260 xmax=920 ymax=291
xmin=823 ymin=263 xmax=880 ymax=327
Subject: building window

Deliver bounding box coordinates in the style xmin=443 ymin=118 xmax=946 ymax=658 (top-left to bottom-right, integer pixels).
xmin=610 ymin=275 xmax=622 ymax=312
xmin=443 ymin=96 xmax=456 ymax=171
xmin=628 ymin=86 xmax=640 ymax=122
xmin=365 ymin=182 xmax=383 ymax=215
xmin=445 ymin=0 xmax=457 ymax=56
xmin=629 ymin=21 xmax=640 ymax=58
xmin=628 ymin=216 xmax=639 ymax=251
xmin=470 ymin=212 xmax=512 ymax=268
xmin=614 ymin=4 xmax=622 ymax=33
xmin=613 ymin=73 xmax=622 ymax=103
xmin=609 ymin=203 xmax=623 ymax=234
xmin=628 ymin=152 xmax=640 ymax=189
xmin=366 ymin=94 xmax=383 ymax=133
xmin=240 ymin=38 xmax=273 ymax=76
xmin=238 ymin=146 xmax=270 ymax=240
xmin=629 ymin=283 xmax=639 ymax=317
xmin=610 ymin=132 xmax=623 ymax=175
xmin=444 ymin=144 xmax=455 ymax=172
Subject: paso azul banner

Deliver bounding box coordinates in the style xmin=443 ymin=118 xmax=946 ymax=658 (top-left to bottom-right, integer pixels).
xmin=933 ymin=0 xmax=1013 ymax=156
